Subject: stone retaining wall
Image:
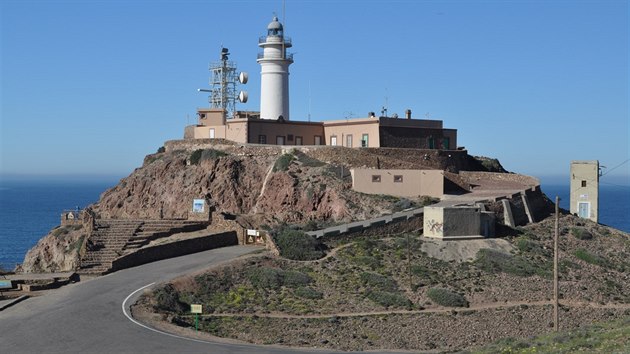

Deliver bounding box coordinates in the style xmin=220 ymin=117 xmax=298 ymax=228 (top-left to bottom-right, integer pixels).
xmin=110 ymin=231 xmax=238 ymax=272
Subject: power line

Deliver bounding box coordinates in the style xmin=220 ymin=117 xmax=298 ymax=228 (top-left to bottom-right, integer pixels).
xmin=601 ymin=159 xmax=629 ymax=177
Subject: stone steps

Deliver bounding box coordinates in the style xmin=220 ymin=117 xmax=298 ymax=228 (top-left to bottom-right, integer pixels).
xmin=79 ymin=219 xmax=207 ymax=274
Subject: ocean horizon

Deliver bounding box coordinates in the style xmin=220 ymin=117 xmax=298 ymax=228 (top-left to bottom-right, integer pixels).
xmin=1 ymin=177 xmax=628 ymax=271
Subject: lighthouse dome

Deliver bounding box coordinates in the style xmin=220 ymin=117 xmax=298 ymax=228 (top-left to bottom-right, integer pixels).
xmin=267 ymin=16 xmax=283 ymax=36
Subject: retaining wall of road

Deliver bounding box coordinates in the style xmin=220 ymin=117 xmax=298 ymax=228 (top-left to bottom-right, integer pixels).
xmin=310 ymin=208 xmax=425 ymax=242
xmin=110 ymin=231 xmax=238 ymax=272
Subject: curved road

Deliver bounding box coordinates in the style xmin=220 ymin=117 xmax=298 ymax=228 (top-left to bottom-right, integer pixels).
xmin=0 ymin=246 xmax=347 ymax=354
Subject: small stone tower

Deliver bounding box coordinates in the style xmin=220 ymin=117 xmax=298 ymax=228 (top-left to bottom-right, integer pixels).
xmin=570 ymin=160 xmax=599 ymax=222
xmin=257 ymin=16 xmax=293 ymax=120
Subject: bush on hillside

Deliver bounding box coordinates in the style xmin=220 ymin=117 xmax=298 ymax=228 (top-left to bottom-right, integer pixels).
xmin=190 ymin=148 xmax=228 ymax=165
xmin=360 ymin=272 xmax=398 ymax=292
xmin=571 ymin=227 xmax=593 ymax=240
xmin=273 ymin=153 xmax=295 ymax=172
xmin=366 ymin=291 xmax=411 ymax=309
xmin=475 ymin=248 xmax=549 ymax=277
xmin=574 ymin=248 xmax=610 ymax=268
xmin=295 ymin=286 xmax=323 ymax=300
xmin=153 ymin=284 xmax=187 ymax=313
xmin=427 ymin=287 xmax=469 ymax=307
xmin=246 ymin=267 xmax=312 ymax=290
xmin=246 ymin=267 xmax=283 ymax=290
xmin=273 ymin=228 xmax=326 ymax=260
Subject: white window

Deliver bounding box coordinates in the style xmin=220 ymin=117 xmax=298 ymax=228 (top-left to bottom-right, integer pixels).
xmin=295 ymin=136 xmax=303 ymax=145
xmin=331 ymin=136 xmax=338 ymax=146
xmin=314 ymin=136 xmax=322 ymax=145
xmin=276 ymin=136 xmax=285 ymax=145
xmin=209 ymin=128 xmax=215 ymax=139
xmin=346 ymin=134 xmax=353 ymax=147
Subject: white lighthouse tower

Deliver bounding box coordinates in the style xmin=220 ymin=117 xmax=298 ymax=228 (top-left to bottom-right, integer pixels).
xmin=257 ymin=16 xmax=293 ymax=120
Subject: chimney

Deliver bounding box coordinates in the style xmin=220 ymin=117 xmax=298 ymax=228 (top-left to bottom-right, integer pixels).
xmin=405 ymin=109 xmax=412 ymax=119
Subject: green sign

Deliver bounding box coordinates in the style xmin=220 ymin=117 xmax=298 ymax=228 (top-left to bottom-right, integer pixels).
xmin=191 ymin=304 xmax=202 ymax=331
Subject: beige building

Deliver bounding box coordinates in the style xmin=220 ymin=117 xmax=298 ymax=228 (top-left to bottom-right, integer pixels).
xmin=570 ymin=160 xmax=599 ymax=222
xmin=423 ymin=205 xmax=495 ymax=239
xmin=185 ymin=108 xmax=457 ymax=150
xmin=351 ymin=169 xmax=445 ymax=198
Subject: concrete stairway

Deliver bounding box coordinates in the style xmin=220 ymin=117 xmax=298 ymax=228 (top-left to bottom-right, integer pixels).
xmin=78 ymin=219 xmax=207 ymax=275
xmin=122 ymin=220 xmax=207 ymax=251
xmin=79 ymin=220 xmax=143 ymax=274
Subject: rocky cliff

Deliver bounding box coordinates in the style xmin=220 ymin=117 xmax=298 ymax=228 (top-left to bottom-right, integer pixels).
xmin=19 ymin=140 xmax=512 ymax=273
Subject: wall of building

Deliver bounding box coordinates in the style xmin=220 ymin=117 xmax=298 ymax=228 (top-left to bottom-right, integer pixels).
xmin=424 ymin=206 xmax=490 ymax=238
xmin=246 ymin=120 xmax=324 ymax=145
xmin=197 ymin=108 xmax=226 ymax=126
xmin=570 ymin=161 xmax=599 ymax=222
xmin=323 ymin=119 xmax=381 ymax=148
xmin=351 ymin=169 xmax=444 ymax=198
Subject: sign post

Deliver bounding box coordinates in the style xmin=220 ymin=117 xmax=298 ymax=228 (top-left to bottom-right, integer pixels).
xmin=191 ymin=304 xmax=202 ymax=331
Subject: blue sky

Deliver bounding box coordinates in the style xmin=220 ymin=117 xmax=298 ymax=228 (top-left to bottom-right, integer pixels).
xmin=1 ymin=0 xmax=628 ymax=185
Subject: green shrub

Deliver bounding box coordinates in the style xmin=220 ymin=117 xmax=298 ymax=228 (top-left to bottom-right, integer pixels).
xmin=190 ymin=149 xmax=203 ymax=165
xmin=246 ymin=267 xmax=312 ymax=290
xmin=295 ymin=151 xmax=325 ymax=167
xmin=572 ymin=227 xmax=593 ymax=240
xmin=190 ymin=149 xmax=227 ymax=165
xmin=426 ymin=287 xmax=469 ymax=307
xmin=67 ymin=235 xmax=85 ymax=253
xmin=352 ymin=256 xmax=382 ymax=270
xmin=392 ymin=198 xmax=414 ymax=212
xmin=273 ymin=228 xmax=325 ymax=260
xmin=366 ymin=291 xmax=411 ymax=308
xmin=419 ymin=196 xmax=440 ymax=206
xmin=153 ymin=284 xmax=187 ymax=313
xmin=282 ymin=270 xmax=313 ymax=287
xmin=52 ymin=227 xmax=69 ymax=238
xmin=295 ymin=287 xmax=323 ymax=299
xmin=157 ymin=146 xmax=165 ymax=153
xmin=475 ymin=248 xmax=549 ymax=277
xmin=246 ymin=267 xmax=283 ymax=290
xmin=360 ymin=272 xmax=398 ymax=292
xmin=273 ymin=153 xmax=295 ymax=172
xmin=201 ymin=148 xmax=228 ymax=160
xmin=574 ymin=248 xmax=610 ymax=268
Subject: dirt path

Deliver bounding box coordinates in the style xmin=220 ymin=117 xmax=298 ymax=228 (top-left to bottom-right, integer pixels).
xmin=189 ymin=299 xmax=630 ymax=320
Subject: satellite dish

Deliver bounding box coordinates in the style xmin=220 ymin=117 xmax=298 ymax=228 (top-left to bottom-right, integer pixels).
xmin=238 ymin=91 xmax=248 ymax=103
xmin=239 ymin=72 xmax=249 ymax=84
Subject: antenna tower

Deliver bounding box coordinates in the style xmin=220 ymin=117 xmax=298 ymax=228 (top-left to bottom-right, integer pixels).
xmin=199 ymin=47 xmax=248 ymax=118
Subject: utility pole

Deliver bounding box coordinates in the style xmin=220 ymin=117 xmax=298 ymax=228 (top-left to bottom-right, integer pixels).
xmin=407 ymin=233 xmax=412 ymax=290
xmin=553 ymin=196 xmax=560 ymax=332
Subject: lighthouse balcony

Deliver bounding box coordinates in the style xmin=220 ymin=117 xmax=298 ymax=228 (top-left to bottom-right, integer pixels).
xmin=257 ymin=52 xmax=294 ymax=61
xmin=259 ymin=36 xmax=292 ymax=46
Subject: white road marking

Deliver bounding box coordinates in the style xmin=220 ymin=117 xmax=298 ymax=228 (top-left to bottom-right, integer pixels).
xmin=121 ymin=282 xmax=215 ymax=344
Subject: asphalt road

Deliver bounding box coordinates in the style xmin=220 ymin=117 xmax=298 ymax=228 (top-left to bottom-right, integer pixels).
xmin=0 ymin=246 xmax=345 ymax=354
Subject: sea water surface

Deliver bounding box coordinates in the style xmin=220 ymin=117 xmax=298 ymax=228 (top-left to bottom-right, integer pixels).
xmin=0 ymin=179 xmax=117 ymax=270
xmin=0 ymin=179 xmax=628 ymax=270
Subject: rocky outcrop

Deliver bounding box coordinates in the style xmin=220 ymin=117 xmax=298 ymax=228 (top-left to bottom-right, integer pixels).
xmin=20 ymin=140 xmax=522 ymax=273
xmin=19 ymin=225 xmax=86 ymax=273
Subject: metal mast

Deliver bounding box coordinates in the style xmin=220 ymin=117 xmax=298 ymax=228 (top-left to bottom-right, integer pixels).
xmin=199 ymin=47 xmax=248 ymax=118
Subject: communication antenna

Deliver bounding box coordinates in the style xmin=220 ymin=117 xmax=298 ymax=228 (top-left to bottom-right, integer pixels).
xmin=381 ymin=88 xmax=389 ymax=117
xmin=198 ymin=47 xmax=248 ymax=118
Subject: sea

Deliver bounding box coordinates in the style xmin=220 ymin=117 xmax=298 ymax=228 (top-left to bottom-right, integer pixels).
xmin=0 ymin=179 xmax=629 ymax=271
